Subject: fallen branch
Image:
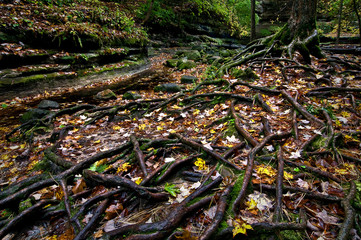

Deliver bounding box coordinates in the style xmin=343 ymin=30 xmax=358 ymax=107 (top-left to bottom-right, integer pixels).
xmin=169 ymin=133 xmax=242 ymax=170
xmin=281 ymin=90 xmax=324 ymax=127
xmin=337 ymin=181 xmax=357 ymax=240
xmin=0 ymin=199 xmax=58 ymax=239
xmin=233 ymin=131 xmax=291 ymax=213
xmin=130 ymin=135 xmax=147 ymax=176
xmin=74 ymin=199 xmax=109 ymax=240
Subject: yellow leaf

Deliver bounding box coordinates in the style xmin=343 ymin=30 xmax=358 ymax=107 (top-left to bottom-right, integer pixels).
xmin=139 ymin=124 xmax=146 ymax=130
xmin=246 ymin=198 xmax=257 ymax=210
xmin=232 ymin=219 xmax=253 ymax=237
xmin=157 ymin=126 xmax=163 ymax=131
xmin=284 ymin=172 xmax=294 ymax=180
xmin=113 ymin=125 xmax=121 ymax=130
xmin=194 ymin=158 xmax=207 ymax=170
xmin=117 ymin=163 xmax=132 ymax=173
xmin=94 ymin=140 xmax=101 ymax=144
xmin=335 ymin=119 xmax=342 ymax=127
xmin=341 ymin=111 xmax=351 ymax=118
xmin=256 ymin=165 xmax=276 ymax=178
xmin=210 ymin=129 xmax=216 ymax=134
xmin=135 ymin=177 xmax=142 ymax=185
xmin=193 ymin=109 xmax=200 ymax=116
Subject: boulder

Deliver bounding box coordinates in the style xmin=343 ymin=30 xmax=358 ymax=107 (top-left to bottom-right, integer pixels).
xmin=165 ymin=59 xmax=178 ymax=68
xmin=180 ymin=75 xmax=198 ymax=84
xmin=177 ymin=59 xmax=196 ymax=70
xmin=21 ymin=108 xmax=50 ymax=123
xmin=231 ymin=67 xmax=259 ymax=81
xmin=123 ymin=91 xmax=142 ymax=100
xmin=94 ymin=89 xmax=117 ymax=100
xmin=37 ymin=100 xmax=59 ymax=109
xmin=154 ymin=83 xmax=182 ymax=93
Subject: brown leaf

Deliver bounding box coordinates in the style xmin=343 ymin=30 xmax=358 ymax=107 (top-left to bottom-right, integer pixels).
xmin=72 ymin=178 xmax=87 ymax=195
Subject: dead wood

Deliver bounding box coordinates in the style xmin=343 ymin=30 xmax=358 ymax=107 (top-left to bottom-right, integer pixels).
xmin=83 ymin=170 xmax=169 ymax=201
xmin=230 ymin=101 xmax=259 ymax=147
xmin=199 ymin=183 xmax=234 ymax=240
xmin=130 ymin=135 xmax=147 ymax=176
xmin=169 ymin=133 xmax=242 ymax=170
xmin=274 ymin=148 xmax=284 ymax=223
xmin=284 ymin=160 xmax=342 ymax=182
xmin=0 ymin=199 xmax=58 ymax=239
xmin=337 ymin=181 xmax=357 ymax=240
xmin=232 ymin=131 xmax=291 ymax=213
xmin=74 ymin=199 xmax=109 ymax=240
xmin=255 ymin=184 xmax=342 ymax=202
xmin=281 ymin=90 xmax=324 ymax=127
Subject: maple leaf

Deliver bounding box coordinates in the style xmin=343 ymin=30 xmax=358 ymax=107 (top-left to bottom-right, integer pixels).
xmin=194 ymin=158 xmax=207 ymax=170
xmin=289 ymin=150 xmax=302 ymax=159
xmin=232 ymin=218 xmax=253 ymax=236
xmin=256 ymin=165 xmax=276 ymax=178
xmin=226 ymin=135 xmax=240 ymax=143
xmin=117 ymin=163 xmax=131 ymax=173
xmin=284 ymin=171 xmax=294 ymax=180
xmin=296 ymin=178 xmax=309 ymax=189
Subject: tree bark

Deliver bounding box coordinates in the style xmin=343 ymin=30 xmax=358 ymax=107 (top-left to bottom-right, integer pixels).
xmin=336 ymin=0 xmax=344 ymax=45
xmin=288 ymin=0 xmax=318 ymax=39
xmin=251 ymin=0 xmax=256 ymax=41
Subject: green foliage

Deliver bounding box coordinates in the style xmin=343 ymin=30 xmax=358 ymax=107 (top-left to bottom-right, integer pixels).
xmin=89 ymin=162 xmax=109 ymax=173
xmin=164 ymin=183 xmax=180 ymax=197
xmin=318 ymin=0 xmax=360 ymax=35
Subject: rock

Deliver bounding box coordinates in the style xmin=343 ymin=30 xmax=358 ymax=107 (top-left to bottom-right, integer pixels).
xmin=37 ymin=100 xmax=59 ymax=109
xmin=123 ymin=91 xmax=142 ymax=100
xmin=174 ymin=50 xmax=201 ymax=61
xmin=165 ymin=59 xmax=178 ymax=68
xmin=177 ymin=59 xmax=196 ymax=70
xmin=180 ymin=75 xmax=198 ymax=84
xmin=154 ymin=83 xmax=182 ymax=93
xmin=21 ymin=108 xmax=50 ymax=123
xmin=94 ymin=89 xmax=117 ymax=100
xmin=231 ymin=67 xmax=259 ymax=81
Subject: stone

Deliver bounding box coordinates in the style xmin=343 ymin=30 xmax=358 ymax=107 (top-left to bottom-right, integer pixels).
xmin=21 ymin=108 xmax=50 ymax=123
xmin=177 ymin=59 xmax=196 ymax=70
xmin=154 ymin=83 xmax=182 ymax=93
xmin=94 ymin=89 xmax=117 ymax=100
xmin=180 ymin=75 xmax=198 ymax=84
xmin=37 ymin=100 xmax=59 ymax=109
xmin=165 ymin=59 xmax=178 ymax=68
xmin=231 ymin=67 xmax=259 ymax=81
xmin=123 ymin=91 xmax=142 ymax=100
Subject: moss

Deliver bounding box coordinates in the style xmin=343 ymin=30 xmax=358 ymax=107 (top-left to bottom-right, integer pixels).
xmin=281 ymin=230 xmax=305 ymax=240
xmin=19 ymin=199 xmax=32 ymax=212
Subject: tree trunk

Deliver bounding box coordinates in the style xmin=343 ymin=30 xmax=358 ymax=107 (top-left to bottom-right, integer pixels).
xmin=250 ymin=0 xmax=256 ymax=41
xmin=336 ymin=0 xmax=344 ymax=45
xmin=352 ymin=0 xmax=361 ymax=46
xmin=288 ymin=0 xmax=318 ymax=40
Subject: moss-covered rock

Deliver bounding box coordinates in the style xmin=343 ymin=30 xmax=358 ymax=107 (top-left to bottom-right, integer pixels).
xmin=37 ymin=100 xmax=59 ymax=109
xmin=177 ymin=59 xmax=196 ymax=70
xmin=154 ymin=83 xmax=182 ymax=93
xmin=94 ymin=89 xmax=117 ymax=100
xmin=231 ymin=67 xmax=259 ymax=81
xmin=123 ymin=91 xmax=142 ymax=100
xmin=180 ymin=75 xmax=198 ymax=84
xmin=21 ymin=108 xmax=50 ymax=123
xmin=165 ymin=59 xmax=179 ymax=68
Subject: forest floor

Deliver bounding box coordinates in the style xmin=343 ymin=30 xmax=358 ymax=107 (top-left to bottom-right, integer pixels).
xmin=0 ymin=44 xmax=361 ymax=240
